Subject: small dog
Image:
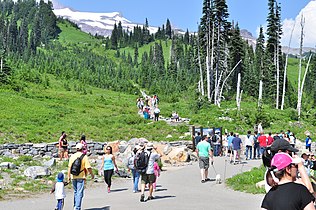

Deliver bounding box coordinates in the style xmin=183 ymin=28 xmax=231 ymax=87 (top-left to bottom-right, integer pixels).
xmin=215 ymin=174 xmax=221 ymax=184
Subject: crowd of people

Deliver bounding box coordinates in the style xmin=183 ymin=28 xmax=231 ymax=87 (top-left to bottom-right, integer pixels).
xmin=136 ymin=94 xmax=160 ymax=121
xmin=53 ymin=131 xmax=163 ymax=210
xmin=194 ymin=128 xmax=316 ymax=209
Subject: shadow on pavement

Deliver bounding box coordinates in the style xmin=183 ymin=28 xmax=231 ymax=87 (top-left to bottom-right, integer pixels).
xmin=151 ymin=195 xmax=176 ymax=200
xmin=110 ymin=188 xmax=128 ymax=192
xmin=155 ymin=188 xmax=167 ymax=192
xmin=85 ymin=206 xmax=110 ymax=210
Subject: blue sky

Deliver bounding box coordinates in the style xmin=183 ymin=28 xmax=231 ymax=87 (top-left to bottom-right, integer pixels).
xmin=58 ymin=0 xmax=310 ymax=35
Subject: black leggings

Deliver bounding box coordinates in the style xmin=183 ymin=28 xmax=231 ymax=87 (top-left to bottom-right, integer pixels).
xmin=104 ymin=169 xmax=114 ymax=187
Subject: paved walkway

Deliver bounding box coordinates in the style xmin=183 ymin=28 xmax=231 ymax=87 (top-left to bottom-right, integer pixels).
xmin=1 ymin=157 xmax=264 ymax=210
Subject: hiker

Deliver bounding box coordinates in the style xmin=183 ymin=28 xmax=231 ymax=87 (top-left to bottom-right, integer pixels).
xmin=227 ymin=132 xmax=234 ymax=163
xmin=50 ymin=172 xmax=69 ymax=210
xmin=126 ymin=145 xmax=141 ymax=193
xmin=153 ymin=106 xmax=160 ymax=121
xmin=194 ymin=132 xmax=202 ymax=148
xmin=196 ymin=135 xmax=214 ymax=183
xmin=232 ymin=133 xmax=242 ymax=164
xmin=244 ymin=131 xmax=254 ymax=160
xmin=258 ymin=131 xmax=267 ymax=157
xmin=261 ymin=153 xmax=315 ymax=210
xmin=153 ymin=159 xmax=161 ymax=192
xmin=306 ymin=134 xmax=312 ymax=152
xmin=140 ymin=143 xmax=162 ymax=202
xmin=253 ymin=131 xmax=260 ymax=159
xmin=67 ymin=143 xmax=94 ymax=210
xmin=80 ymin=135 xmax=88 ymax=155
xmin=100 ymin=145 xmax=119 ymax=193
xmin=58 ymin=131 xmax=68 ymax=161
xmin=172 ymin=111 xmax=179 ymax=122
xmin=262 ymin=139 xmax=314 ymax=194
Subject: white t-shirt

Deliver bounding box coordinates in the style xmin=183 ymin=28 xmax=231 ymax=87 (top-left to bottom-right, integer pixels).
xmin=244 ymin=135 xmax=254 ymax=146
xmin=55 ymin=182 xmax=66 ymax=200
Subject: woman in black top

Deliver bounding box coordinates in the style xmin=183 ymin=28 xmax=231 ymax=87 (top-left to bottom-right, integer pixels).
xmin=261 ymin=152 xmax=315 ymax=210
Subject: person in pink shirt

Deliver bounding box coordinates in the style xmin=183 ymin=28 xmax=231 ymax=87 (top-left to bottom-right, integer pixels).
xmin=267 ymin=132 xmax=274 ymax=147
xmin=153 ymin=160 xmax=161 ymax=192
xmin=258 ymin=132 xmax=267 ymax=157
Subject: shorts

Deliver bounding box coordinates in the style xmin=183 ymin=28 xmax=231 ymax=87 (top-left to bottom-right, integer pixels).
xmin=199 ymin=156 xmax=210 ymax=169
xmin=141 ymin=174 xmax=156 ymax=184
xmin=59 ymin=147 xmax=68 ymax=153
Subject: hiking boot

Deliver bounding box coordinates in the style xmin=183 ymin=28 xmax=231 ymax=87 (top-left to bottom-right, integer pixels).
xmin=140 ymin=194 xmax=145 ymax=202
xmin=147 ymin=196 xmax=154 ymax=200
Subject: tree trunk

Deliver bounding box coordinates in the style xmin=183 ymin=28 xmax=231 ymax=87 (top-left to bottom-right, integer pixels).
xmin=297 ymin=15 xmax=305 ymax=119
xmin=236 ymin=73 xmax=242 ymax=111
xmin=281 ymin=22 xmax=296 ymax=110
xmin=258 ymin=80 xmax=263 ymax=107
xmin=197 ymin=36 xmax=204 ymax=96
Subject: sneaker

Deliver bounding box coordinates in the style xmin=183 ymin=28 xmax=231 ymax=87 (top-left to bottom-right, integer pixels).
xmin=107 ymin=187 xmax=110 ymax=193
xmin=201 ymin=179 xmax=206 ymax=183
xmin=205 ymin=178 xmax=211 ymax=181
xmin=140 ymin=194 xmax=145 ymax=202
xmin=147 ymin=196 xmax=154 ymax=200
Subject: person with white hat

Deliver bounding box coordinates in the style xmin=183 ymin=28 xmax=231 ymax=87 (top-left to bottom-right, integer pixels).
xmin=67 ymin=143 xmax=94 ymax=210
xmin=262 ymin=153 xmax=315 ymax=210
xmin=139 ymin=142 xmax=162 ymax=202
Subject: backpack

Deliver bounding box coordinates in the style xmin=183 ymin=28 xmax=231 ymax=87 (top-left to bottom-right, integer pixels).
xmin=134 ymin=151 xmax=151 ymax=174
xmin=127 ymin=156 xmax=135 ymax=170
xmin=70 ymin=154 xmax=85 ymax=176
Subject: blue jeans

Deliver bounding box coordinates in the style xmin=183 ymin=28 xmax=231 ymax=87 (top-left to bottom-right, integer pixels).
xmin=72 ymin=179 xmax=85 ymax=210
xmin=245 ymin=146 xmax=252 ymax=159
xmin=132 ymin=169 xmax=140 ymax=192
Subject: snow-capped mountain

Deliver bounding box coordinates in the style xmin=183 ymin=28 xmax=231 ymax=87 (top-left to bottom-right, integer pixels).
xmin=53 ymin=7 xmax=159 ymax=37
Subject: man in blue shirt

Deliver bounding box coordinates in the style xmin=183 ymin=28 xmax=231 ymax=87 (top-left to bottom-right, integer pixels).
xmin=232 ymin=133 xmax=242 ymax=164
xmin=227 ymin=132 xmax=234 ymax=163
xmin=196 ymin=135 xmax=214 ymax=183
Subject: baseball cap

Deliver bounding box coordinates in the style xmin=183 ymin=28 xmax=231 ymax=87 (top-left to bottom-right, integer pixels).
xmin=271 ymin=152 xmax=301 ymax=171
xmin=75 ymin=143 xmax=83 ymax=150
xmin=270 ymin=139 xmax=299 ymax=153
xmin=57 ymin=172 xmax=64 ymax=182
xmin=146 ymin=142 xmax=154 ymax=149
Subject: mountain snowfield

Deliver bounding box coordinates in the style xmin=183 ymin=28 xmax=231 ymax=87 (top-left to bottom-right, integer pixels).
xmin=53 ymin=7 xmax=159 ymax=37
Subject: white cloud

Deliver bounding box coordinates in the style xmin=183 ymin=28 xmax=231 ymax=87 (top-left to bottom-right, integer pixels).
xmin=281 ymin=0 xmax=316 ymax=48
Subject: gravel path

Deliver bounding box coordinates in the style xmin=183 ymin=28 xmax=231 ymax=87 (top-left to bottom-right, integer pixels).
xmin=0 ymin=156 xmax=264 ymax=210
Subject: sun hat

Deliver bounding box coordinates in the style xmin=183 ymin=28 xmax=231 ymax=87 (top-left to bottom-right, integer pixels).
xmin=270 ymin=139 xmax=299 ymax=153
xmin=57 ymin=172 xmax=64 ymax=182
xmin=75 ymin=143 xmax=83 ymax=150
xmin=271 ymin=152 xmax=301 ymax=171
xmin=301 ymin=149 xmax=311 ymax=156
xmin=146 ymin=142 xmax=154 ymax=150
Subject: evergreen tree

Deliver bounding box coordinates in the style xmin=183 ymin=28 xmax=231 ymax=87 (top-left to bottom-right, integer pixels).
xmin=165 ymin=19 xmax=172 ymax=39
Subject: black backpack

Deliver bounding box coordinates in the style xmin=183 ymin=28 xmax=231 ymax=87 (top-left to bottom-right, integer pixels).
xmin=134 ymin=151 xmax=151 ymax=174
xmin=70 ymin=154 xmax=85 ymax=176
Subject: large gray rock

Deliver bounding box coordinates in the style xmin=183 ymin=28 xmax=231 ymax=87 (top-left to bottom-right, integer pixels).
xmin=43 ymin=158 xmax=55 ymax=168
xmin=0 ymin=162 xmax=17 ymax=169
xmin=24 ymin=166 xmax=51 ymax=179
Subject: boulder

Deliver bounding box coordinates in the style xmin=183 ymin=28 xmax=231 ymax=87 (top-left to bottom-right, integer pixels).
xmin=108 ymin=141 xmax=120 ymax=153
xmin=24 ymin=166 xmax=51 ymax=179
xmin=167 ymin=147 xmax=189 ymax=162
xmin=256 ymin=180 xmax=265 ymax=188
xmin=43 ymin=158 xmax=55 ymax=168
xmin=163 ymin=144 xmax=172 ymax=155
xmin=0 ymin=162 xmax=17 ymax=169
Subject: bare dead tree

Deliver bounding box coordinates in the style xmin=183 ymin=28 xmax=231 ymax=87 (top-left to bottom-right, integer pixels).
xmin=297 ymin=14 xmax=305 ymax=119
xmin=236 ymin=73 xmax=242 ymax=111
xmin=281 ymin=21 xmax=296 ymax=110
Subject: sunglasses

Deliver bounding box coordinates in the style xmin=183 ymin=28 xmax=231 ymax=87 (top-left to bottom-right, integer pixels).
xmin=290 ymin=163 xmax=298 ymax=168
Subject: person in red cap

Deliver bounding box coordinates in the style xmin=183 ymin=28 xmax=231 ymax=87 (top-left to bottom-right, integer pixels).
xmin=261 ymin=152 xmax=315 ymax=210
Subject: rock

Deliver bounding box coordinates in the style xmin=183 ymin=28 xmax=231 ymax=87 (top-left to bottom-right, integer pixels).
xmin=256 ymin=180 xmax=265 ymax=188
xmin=166 ymin=135 xmax=172 ymax=139
xmin=167 ymin=147 xmax=190 ymax=162
xmin=43 ymin=158 xmax=55 ymax=168
xmin=0 ymin=162 xmax=17 ymax=169
xmin=163 ymin=144 xmax=172 ymax=155
xmin=24 ymin=166 xmax=51 ymax=179
xmin=108 ymin=141 xmax=120 ymax=153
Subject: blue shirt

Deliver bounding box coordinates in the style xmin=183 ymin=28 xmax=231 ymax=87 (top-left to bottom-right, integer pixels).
xmin=103 ymin=154 xmax=114 ymax=170
xmin=227 ymin=136 xmax=234 ymax=147
xmin=306 ymin=137 xmax=312 ymax=146
xmin=232 ymin=137 xmax=242 ymax=150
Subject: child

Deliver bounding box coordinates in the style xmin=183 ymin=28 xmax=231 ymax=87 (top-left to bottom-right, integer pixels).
xmin=153 ymin=160 xmax=161 ymax=192
xmin=50 ymin=172 xmax=68 ymax=210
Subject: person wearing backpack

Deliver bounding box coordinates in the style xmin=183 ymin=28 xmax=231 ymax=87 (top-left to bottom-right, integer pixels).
xmin=126 ymin=145 xmax=141 ymax=193
xmin=139 ymin=142 xmax=162 ymax=202
xmin=67 ymin=143 xmax=94 ymax=210
xmin=100 ymin=145 xmax=118 ymax=193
